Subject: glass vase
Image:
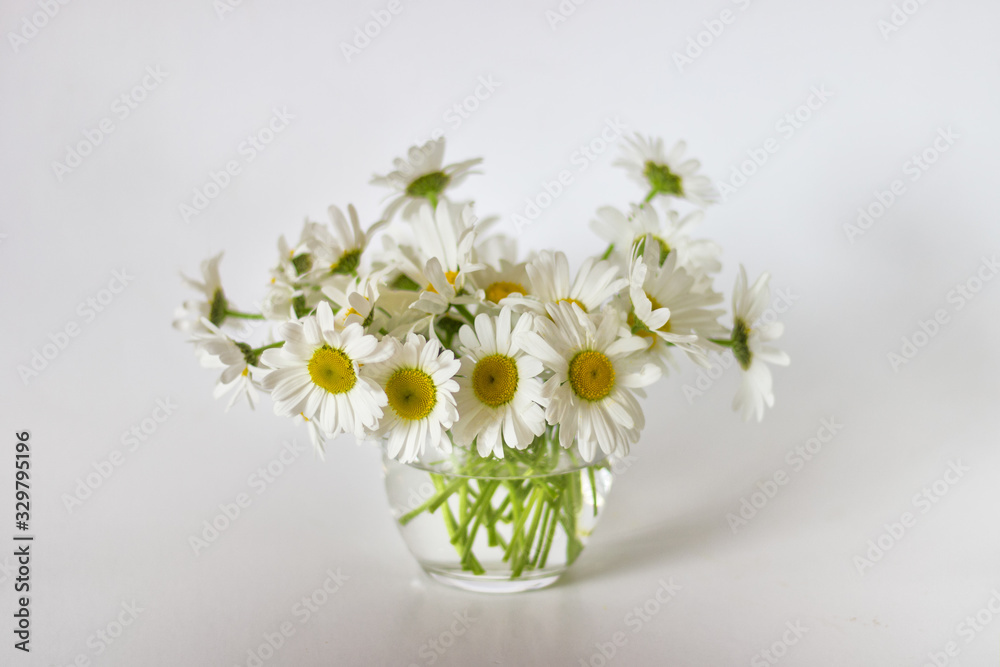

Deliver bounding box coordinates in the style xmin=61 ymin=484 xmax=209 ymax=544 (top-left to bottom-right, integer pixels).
xmin=382 ymin=437 xmax=614 ymax=593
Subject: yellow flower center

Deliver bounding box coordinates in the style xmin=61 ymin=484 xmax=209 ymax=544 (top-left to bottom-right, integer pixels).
xmin=628 ymin=294 xmax=671 ymax=340
xmin=308 ymin=346 xmax=357 ymax=394
xmin=472 ymin=354 xmax=519 ymax=407
xmin=485 ymin=281 xmax=527 ymax=304
xmin=568 ymin=350 xmax=615 ymax=402
xmin=557 ymin=297 xmax=587 ymax=312
xmin=427 ymin=270 xmax=459 ymax=294
xmin=385 ymin=368 xmax=437 ymax=421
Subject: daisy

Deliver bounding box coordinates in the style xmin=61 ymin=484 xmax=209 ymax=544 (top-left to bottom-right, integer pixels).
xmin=385 ymin=203 xmax=484 ymax=325
xmin=190 ymin=318 xmax=259 ymax=410
xmin=468 ymin=234 xmax=531 ymax=306
xmin=305 ymin=204 xmax=387 ymax=280
xmin=615 ymin=134 xmax=717 ymax=207
xmin=516 ymin=301 xmax=661 ymax=461
xmin=173 ymin=252 xmax=226 ymax=332
xmin=260 ymin=302 xmax=392 ymax=439
xmin=371 ymin=138 xmax=482 ymax=221
xmin=452 ymin=308 xmax=547 ymax=458
xmin=506 ymin=251 xmax=626 ymax=316
xmin=364 ymin=333 xmax=461 ymax=463
xmin=626 ymin=241 xmax=725 ymax=368
xmin=728 ymin=266 xmax=790 ymax=422
xmin=590 ymin=204 xmax=722 ymax=278
xmin=262 ymin=222 xmax=321 ymax=321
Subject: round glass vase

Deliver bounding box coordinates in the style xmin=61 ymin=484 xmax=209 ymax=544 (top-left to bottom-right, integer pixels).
xmin=382 ymin=438 xmax=614 ymax=593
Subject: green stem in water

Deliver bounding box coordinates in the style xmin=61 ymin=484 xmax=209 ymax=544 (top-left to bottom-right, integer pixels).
xmin=398 ymin=476 xmax=465 ymax=525
xmin=587 ymin=466 xmax=599 ymax=518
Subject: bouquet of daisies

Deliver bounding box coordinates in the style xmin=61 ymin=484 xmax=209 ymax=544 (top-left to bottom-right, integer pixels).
xmin=175 ymin=135 xmax=788 ymax=462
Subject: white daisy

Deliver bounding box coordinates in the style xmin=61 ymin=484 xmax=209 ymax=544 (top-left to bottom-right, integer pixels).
xmin=190 ymin=318 xmax=259 ymax=410
xmin=260 ymin=302 xmax=392 ymax=439
xmin=305 ymin=204 xmax=387 ymax=280
xmin=590 ymin=204 xmax=722 ymax=278
xmin=468 ymin=234 xmax=531 ymax=306
xmin=384 ymin=203 xmax=484 ymax=331
xmin=505 ymin=251 xmax=627 ymax=316
xmin=729 ymin=266 xmax=790 ymax=422
xmin=516 ymin=302 xmax=661 ymax=461
xmin=365 ymin=333 xmax=461 ymax=463
xmin=615 ymin=134 xmax=717 ymax=207
xmin=322 ymin=270 xmax=387 ymax=329
xmin=371 ymin=138 xmax=482 ymax=221
xmin=173 ymin=252 xmax=226 ymax=332
xmin=452 ymin=308 xmax=547 ymax=458
xmin=626 ymin=242 xmax=725 ymax=369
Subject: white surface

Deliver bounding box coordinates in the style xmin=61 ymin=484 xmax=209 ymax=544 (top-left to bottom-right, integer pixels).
xmin=3 ymin=0 xmax=1000 ymax=665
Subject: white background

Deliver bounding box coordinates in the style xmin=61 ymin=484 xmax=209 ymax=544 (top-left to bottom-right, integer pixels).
xmin=2 ymin=0 xmax=999 ymax=665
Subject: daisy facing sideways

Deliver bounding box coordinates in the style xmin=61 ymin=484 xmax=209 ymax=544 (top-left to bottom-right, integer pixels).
xmin=452 ymin=307 xmax=547 ymax=458
xmin=615 ymin=134 xmax=717 ymax=207
xmin=590 ymin=203 xmax=722 ymax=279
xmin=364 ymin=333 xmax=462 ymax=463
xmin=304 ymin=204 xmax=387 ymax=280
xmin=516 ymin=301 xmax=661 ymax=461
xmin=260 ymin=302 xmax=392 ymax=439
xmin=505 ymin=251 xmax=626 ymax=316
xmin=371 ymin=137 xmax=482 ymax=221
xmin=190 ymin=318 xmax=259 ymax=410
xmin=626 ymin=240 xmax=726 ymax=369
xmin=725 ymin=266 xmax=790 ymax=422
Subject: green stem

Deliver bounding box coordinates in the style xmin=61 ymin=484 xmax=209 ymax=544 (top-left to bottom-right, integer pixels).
xmin=250 ymin=341 xmax=283 ymax=354
xmin=399 ymin=476 xmax=465 ymax=525
xmin=225 ymin=310 xmax=265 ymax=320
xmin=709 ymin=337 xmax=734 ymax=347
xmin=587 ymin=466 xmax=599 ymax=518
xmin=538 ymin=495 xmax=562 ymax=568
xmin=452 ymin=304 xmax=476 ymax=326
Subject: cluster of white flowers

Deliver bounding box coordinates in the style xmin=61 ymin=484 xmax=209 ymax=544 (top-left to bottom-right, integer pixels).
xmin=175 ymin=135 xmax=789 ymax=462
